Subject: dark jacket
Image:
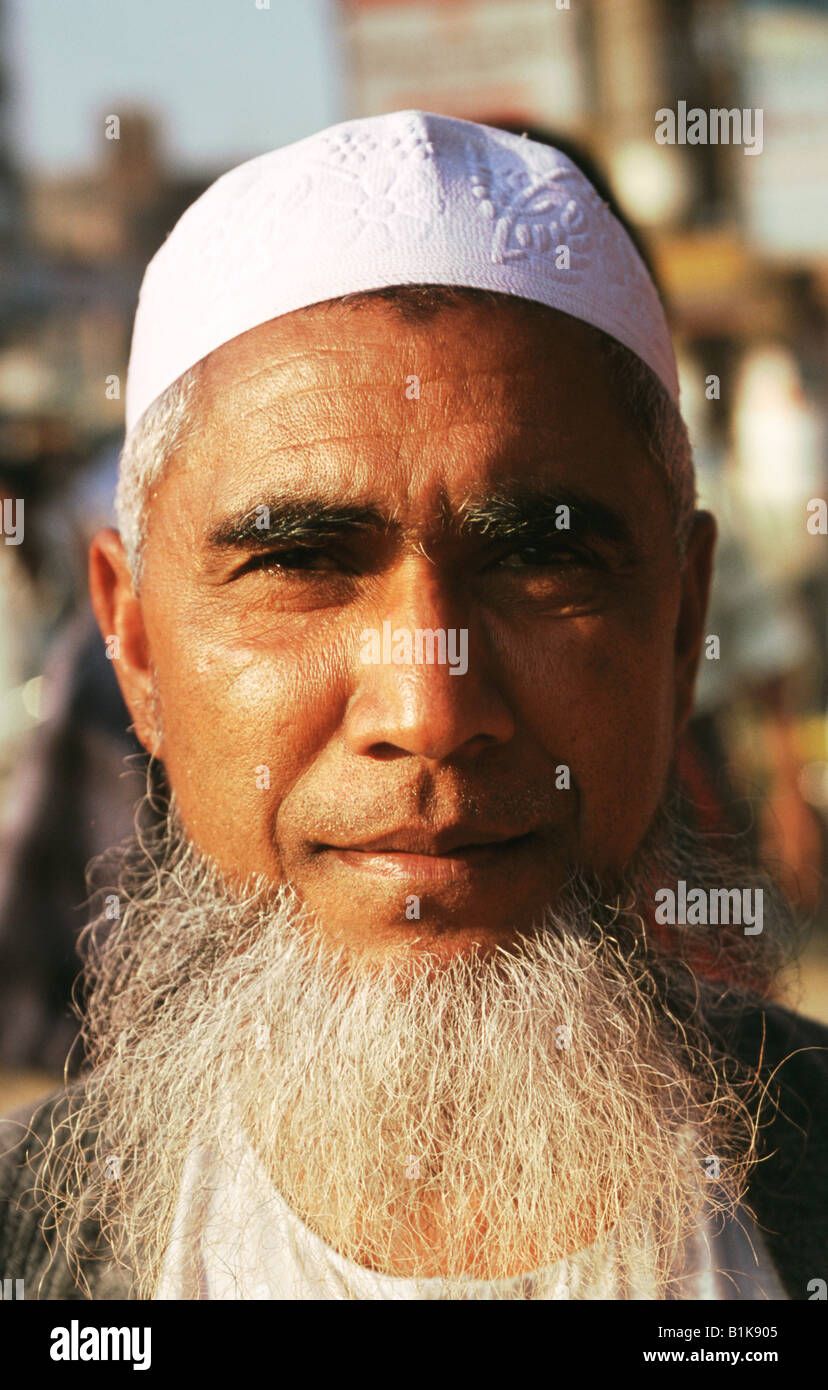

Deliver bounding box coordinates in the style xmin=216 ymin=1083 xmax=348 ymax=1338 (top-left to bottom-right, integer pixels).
xmin=1 ymin=997 xmax=827 ymax=1300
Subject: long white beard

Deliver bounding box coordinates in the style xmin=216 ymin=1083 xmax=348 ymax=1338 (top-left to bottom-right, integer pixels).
xmin=40 ymin=790 xmax=781 ymax=1300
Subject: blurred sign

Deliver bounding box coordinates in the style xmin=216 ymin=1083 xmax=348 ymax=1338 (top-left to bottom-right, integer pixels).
xmin=741 ymin=4 xmax=828 ymax=259
xmin=341 ymin=0 xmax=588 ymax=131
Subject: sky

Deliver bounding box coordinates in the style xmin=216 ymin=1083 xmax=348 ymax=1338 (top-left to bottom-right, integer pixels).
xmin=5 ymin=0 xmax=346 ymax=176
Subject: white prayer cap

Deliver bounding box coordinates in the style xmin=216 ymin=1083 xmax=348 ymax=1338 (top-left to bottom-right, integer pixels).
xmin=125 ymin=109 xmax=679 ymax=434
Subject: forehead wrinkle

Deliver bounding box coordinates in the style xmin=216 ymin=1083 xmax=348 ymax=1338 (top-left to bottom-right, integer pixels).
xmin=203 ymin=376 xmax=410 ymax=414
xmin=203 ymin=339 xmax=569 ymax=410
xmin=228 ymin=360 xmax=561 ymax=398
xmin=198 ymin=420 xmax=563 ymax=469
xmin=196 ymin=373 xmax=439 ymax=431
xmin=189 ymin=413 xmax=608 ymax=482
xmin=208 ymin=341 xmax=403 ymax=380
xmin=202 ymin=339 xmax=420 ymax=396
xmin=220 ymin=383 xmax=590 ymax=444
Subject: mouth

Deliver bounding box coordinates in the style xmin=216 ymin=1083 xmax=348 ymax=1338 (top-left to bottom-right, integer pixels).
xmin=318 ymin=832 xmax=538 ymax=886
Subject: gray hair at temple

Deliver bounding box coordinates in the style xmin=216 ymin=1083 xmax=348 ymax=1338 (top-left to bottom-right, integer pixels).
xmin=115 ymin=284 xmax=697 ymax=592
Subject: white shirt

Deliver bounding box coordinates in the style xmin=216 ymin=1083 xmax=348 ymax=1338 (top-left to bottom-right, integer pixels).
xmin=153 ymin=1133 xmax=788 ymax=1301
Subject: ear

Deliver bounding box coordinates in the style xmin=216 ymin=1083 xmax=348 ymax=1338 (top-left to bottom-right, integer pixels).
xmin=88 ymin=528 xmax=162 ymax=757
xmin=673 ymin=509 xmax=717 ymax=737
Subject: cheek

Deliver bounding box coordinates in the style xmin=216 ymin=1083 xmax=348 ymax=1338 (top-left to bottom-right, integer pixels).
xmin=150 ymin=612 xmax=350 ymax=880
xmin=513 ymin=611 xmax=677 ymax=868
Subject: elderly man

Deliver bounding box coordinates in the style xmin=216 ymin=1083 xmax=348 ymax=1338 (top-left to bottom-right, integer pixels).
xmin=1 ymin=111 xmax=826 ymax=1301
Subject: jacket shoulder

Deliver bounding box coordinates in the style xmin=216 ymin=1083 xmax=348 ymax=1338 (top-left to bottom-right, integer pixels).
xmin=0 ymin=1084 xmax=131 ymax=1299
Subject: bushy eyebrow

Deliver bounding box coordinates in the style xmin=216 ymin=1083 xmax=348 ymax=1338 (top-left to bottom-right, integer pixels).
xmin=203 ymin=486 xmax=635 ymax=555
xmin=456 ymin=487 xmax=634 ymax=549
xmin=205 ymin=501 xmax=385 ymax=552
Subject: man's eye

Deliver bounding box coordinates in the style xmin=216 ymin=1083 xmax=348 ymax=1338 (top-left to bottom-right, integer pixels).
xmin=496 ymin=543 xmax=594 ymax=570
xmin=245 ymin=548 xmax=341 ymax=574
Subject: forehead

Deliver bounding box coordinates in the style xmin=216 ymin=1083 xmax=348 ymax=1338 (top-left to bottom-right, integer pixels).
xmin=159 ymin=296 xmax=667 ymax=544
xmin=196 ymin=295 xmax=612 ymax=419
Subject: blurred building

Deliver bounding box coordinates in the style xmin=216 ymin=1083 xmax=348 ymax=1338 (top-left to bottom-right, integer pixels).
xmin=3 ymin=109 xmax=210 ymax=438
xmin=0 ymin=16 xmax=209 ymax=1073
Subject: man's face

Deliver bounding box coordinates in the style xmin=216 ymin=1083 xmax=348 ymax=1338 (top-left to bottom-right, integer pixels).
xmin=92 ymin=297 xmax=713 ymax=963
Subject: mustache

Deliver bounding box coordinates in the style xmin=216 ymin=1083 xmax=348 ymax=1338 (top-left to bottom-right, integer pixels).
xmin=288 ymin=776 xmax=574 ymax=848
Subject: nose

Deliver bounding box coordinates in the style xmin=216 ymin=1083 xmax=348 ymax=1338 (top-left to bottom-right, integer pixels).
xmin=343 ymin=558 xmax=515 ymax=763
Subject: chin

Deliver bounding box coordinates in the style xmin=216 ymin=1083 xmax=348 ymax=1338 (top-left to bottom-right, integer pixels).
xmin=337 ymin=920 xmax=530 ymax=970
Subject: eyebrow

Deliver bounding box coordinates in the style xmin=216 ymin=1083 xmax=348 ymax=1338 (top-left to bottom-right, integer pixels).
xmin=205 ymin=501 xmax=385 ymax=552
xmin=203 ymin=487 xmax=636 ymax=556
xmin=457 ymin=488 xmax=634 ymax=549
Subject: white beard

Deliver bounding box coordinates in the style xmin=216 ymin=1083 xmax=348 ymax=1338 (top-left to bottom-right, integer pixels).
xmin=40 ymin=789 xmax=781 ymax=1300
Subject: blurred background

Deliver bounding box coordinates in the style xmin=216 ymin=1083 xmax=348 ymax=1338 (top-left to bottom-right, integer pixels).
xmin=0 ymin=0 xmax=826 ymax=1111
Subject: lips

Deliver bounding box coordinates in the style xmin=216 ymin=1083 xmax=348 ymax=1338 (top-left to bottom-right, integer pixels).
xmin=320 ymin=828 xmax=536 ymax=857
